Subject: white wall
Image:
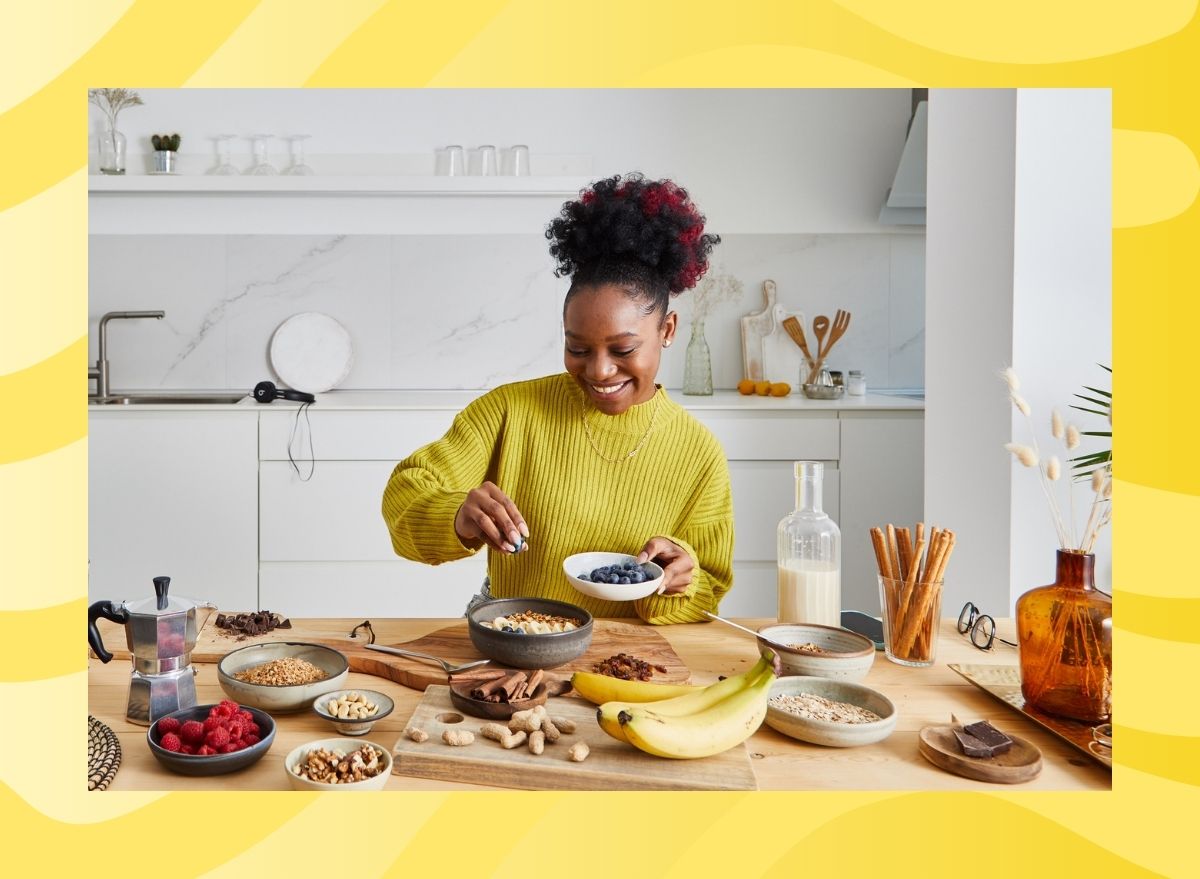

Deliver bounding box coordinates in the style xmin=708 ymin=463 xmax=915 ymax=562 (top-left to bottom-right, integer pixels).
xmin=925 ymin=89 xmax=1018 ymax=617
xmin=926 ymin=88 xmax=1112 ymax=615
xmin=1011 ymin=89 xmax=1112 ymax=595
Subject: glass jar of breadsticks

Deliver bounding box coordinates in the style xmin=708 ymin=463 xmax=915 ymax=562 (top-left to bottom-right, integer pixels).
xmin=871 ymin=523 xmax=957 ymax=667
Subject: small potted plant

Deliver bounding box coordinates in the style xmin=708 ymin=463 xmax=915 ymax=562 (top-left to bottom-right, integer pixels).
xmin=151 ymin=133 xmax=182 ymax=174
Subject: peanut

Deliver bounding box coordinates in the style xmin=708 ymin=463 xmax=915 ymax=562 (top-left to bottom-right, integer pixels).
xmin=442 ymin=729 xmax=475 ymax=747
xmin=551 ymin=717 xmax=576 ymax=734
xmin=567 ymin=742 xmax=589 ymax=762
xmin=541 ymin=716 xmax=561 ymax=743
xmin=499 ymin=730 xmax=527 ymax=750
xmin=406 ymin=726 xmax=428 ymax=743
xmin=509 ymin=706 xmax=543 ymax=734
xmin=528 ymin=730 xmax=545 ymax=755
xmin=479 ymin=723 xmax=510 ymax=742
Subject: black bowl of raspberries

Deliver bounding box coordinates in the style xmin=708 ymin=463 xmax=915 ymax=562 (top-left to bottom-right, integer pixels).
xmin=147 ymin=701 xmax=276 ymax=776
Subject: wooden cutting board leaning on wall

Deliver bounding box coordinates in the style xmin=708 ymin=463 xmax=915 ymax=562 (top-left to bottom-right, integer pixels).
xmin=741 ymin=280 xmax=804 ymax=386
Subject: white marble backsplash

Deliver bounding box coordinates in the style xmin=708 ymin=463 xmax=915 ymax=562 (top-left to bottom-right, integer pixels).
xmin=88 ymin=233 xmax=924 ymax=391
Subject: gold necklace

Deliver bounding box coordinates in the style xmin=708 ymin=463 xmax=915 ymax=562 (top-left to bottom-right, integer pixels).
xmin=579 ymin=390 xmax=661 ymax=463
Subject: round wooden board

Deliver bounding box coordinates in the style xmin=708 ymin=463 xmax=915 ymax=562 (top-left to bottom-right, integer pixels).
xmin=918 ymin=725 xmax=1043 ymax=784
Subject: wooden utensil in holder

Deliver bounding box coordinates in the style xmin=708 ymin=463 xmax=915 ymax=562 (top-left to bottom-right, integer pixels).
xmin=803 ymin=309 xmax=852 ymax=385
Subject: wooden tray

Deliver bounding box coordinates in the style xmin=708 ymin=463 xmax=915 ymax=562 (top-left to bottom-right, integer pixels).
xmin=918 ymin=725 xmax=1042 ymax=784
xmin=96 ymin=619 xmax=690 ymax=692
xmin=948 ymin=663 xmax=1111 ymax=770
xmin=392 ymin=685 xmax=757 ymax=791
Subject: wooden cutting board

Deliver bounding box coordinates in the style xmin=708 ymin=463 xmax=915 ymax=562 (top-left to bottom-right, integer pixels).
xmin=393 ymin=685 xmax=757 ymax=791
xmin=95 ymin=619 xmax=690 ymax=692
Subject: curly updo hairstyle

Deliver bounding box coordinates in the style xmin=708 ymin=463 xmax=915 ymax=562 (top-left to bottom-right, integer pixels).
xmin=546 ymin=173 xmax=720 ymax=320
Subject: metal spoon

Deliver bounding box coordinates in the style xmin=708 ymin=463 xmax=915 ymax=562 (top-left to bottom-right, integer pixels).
xmin=702 ymin=612 xmax=793 ymax=652
xmin=364 ymin=643 xmax=492 ymax=674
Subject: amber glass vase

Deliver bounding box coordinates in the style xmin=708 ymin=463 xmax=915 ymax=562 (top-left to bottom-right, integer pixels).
xmin=1016 ymin=550 xmax=1112 ymax=723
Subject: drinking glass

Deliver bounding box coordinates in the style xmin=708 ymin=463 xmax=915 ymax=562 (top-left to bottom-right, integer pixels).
xmin=879 ymin=575 xmax=944 ymax=667
xmin=283 ymin=135 xmax=315 ymax=175
xmin=438 ymin=145 xmax=465 ymax=176
xmin=474 ymin=144 xmax=497 ymax=176
xmin=246 ymin=134 xmax=278 ymax=176
xmin=208 ymin=134 xmax=239 ymax=175
xmin=506 ymin=144 xmax=530 ymax=176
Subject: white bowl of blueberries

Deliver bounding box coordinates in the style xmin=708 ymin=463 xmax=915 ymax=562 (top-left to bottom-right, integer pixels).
xmin=563 ymin=552 xmax=666 ymax=602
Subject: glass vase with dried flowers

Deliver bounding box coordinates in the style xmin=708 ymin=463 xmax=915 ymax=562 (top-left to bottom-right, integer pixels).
xmin=89 ymin=88 xmax=143 ymax=175
xmin=682 ymin=271 xmax=743 ymax=395
xmin=1002 ymin=368 xmax=1112 ymax=723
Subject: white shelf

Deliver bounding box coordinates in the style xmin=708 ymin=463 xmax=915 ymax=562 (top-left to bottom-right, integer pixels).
xmin=87 ymin=175 xmax=592 ymax=196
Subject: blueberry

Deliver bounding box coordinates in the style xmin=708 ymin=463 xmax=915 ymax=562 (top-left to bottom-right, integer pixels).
xmin=630 ymin=571 xmax=645 ymax=583
xmin=623 ymin=561 xmax=637 ymax=570
xmin=502 ymin=626 xmax=515 ymax=633
xmin=578 ymin=573 xmax=591 ymax=581
xmin=618 ymin=577 xmax=631 ymax=585
xmin=608 ymin=574 xmax=621 ymax=584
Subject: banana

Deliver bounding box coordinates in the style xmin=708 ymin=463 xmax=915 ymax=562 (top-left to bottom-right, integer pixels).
xmin=570 ymin=671 xmax=701 ymax=706
xmin=595 ymin=654 xmax=774 ymax=743
xmin=617 ymin=662 xmax=776 ymax=759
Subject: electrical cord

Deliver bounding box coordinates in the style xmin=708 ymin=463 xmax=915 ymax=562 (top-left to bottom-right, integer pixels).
xmin=288 ymin=401 xmax=315 ymax=481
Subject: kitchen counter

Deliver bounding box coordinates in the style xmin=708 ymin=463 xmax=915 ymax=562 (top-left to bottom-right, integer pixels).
xmin=87 ymin=388 xmax=923 ymax=412
xmin=88 ymin=617 xmax=1106 ymax=791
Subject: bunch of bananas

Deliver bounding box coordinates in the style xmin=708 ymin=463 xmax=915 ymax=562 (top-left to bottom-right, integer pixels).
xmin=570 ymin=651 xmax=778 ymax=759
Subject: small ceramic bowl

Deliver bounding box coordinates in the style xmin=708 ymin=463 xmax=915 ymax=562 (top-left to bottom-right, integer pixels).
xmin=764 ymin=676 xmax=897 ymax=747
xmin=284 ymin=737 xmax=392 ymax=791
xmin=563 ymin=551 xmax=665 ymax=602
xmin=756 ymin=623 xmax=876 ymax=682
xmin=147 ymin=704 xmax=276 ymax=776
xmin=467 ymin=597 xmax=593 ymax=669
xmin=218 ymin=642 xmax=349 ymax=713
xmin=311 ymin=689 xmax=395 ymax=736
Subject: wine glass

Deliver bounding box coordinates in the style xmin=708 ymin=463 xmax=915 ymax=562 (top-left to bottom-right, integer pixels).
xmin=284 ymin=135 xmax=315 ymax=176
xmin=246 ymin=134 xmax=278 ymax=176
xmin=208 ymin=134 xmax=239 ymax=175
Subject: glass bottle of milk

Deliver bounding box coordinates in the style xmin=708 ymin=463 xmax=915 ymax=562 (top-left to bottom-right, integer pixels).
xmin=777 ymin=461 xmax=841 ymax=626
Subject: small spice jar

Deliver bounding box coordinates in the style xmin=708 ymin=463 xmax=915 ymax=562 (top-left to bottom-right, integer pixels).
xmin=829 ymin=370 xmax=844 ymax=388
xmin=847 ymin=370 xmax=866 ymax=396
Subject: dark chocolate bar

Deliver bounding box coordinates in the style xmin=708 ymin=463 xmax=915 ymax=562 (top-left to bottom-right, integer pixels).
xmin=963 ymin=720 xmax=1014 ymax=755
xmin=952 ymin=728 xmax=997 ymax=758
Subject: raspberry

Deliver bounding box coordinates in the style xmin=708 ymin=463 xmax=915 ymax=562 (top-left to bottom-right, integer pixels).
xmin=157 ymin=717 xmax=181 ymax=735
xmin=180 ymin=745 xmax=195 ymax=755
xmin=243 ymin=734 xmax=260 ymax=746
xmin=220 ymin=743 xmax=240 ymax=754
xmin=246 ymin=722 xmax=261 ymax=737
xmin=159 ymin=732 xmax=182 ymax=752
xmin=180 ymin=721 xmax=205 ymax=744
xmin=236 ymin=710 xmax=254 ymax=725
xmin=203 ymin=715 xmax=222 ymax=734
xmin=214 ymin=704 xmax=235 ymax=719
xmin=197 ymin=745 xmax=216 ymax=756
xmin=220 ymin=698 xmax=239 ymax=709
xmin=226 ymin=721 xmax=244 ymax=740
xmin=205 ymin=727 xmax=231 ymax=748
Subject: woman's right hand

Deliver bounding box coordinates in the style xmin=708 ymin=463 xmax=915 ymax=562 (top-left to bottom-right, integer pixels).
xmin=454 ymin=481 xmax=530 ymax=554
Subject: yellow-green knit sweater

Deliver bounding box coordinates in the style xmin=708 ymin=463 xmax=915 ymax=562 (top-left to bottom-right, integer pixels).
xmin=381 ymin=373 xmax=733 ymax=624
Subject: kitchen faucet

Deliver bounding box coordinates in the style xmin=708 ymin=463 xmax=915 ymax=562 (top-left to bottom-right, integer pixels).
xmin=88 ymin=310 xmax=166 ymax=399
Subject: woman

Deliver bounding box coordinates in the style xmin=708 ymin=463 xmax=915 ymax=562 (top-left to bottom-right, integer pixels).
xmin=381 ymin=173 xmax=733 ymax=624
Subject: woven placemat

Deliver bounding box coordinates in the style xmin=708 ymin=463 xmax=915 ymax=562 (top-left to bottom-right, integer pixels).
xmin=88 ymin=715 xmax=122 ymax=791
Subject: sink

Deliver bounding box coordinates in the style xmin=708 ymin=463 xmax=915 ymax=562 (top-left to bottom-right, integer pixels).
xmin=91 ymin=393 xmax=249 ymax=405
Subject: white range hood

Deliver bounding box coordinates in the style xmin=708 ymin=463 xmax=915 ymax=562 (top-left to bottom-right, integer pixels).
xmin=879 ymin=100 xmax=927 ymax=225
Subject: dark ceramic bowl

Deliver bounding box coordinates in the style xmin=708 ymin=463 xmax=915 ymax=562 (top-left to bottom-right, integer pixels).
xmin=466 ymin=597 xmax=593 ymax=669
xmin=147 ymin=704 xmax=276 ymax=776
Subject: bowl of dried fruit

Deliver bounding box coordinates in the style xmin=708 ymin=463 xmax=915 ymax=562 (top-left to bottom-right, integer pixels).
xmin=764 ymin=676 xmax=896 ymax=748
xmin=147 ymin=701 xmax=276 ymax=776
xmin=563 ymin=552 xmax=665 ymax=602
xmin=217 ymin=641 xmax=349 ymax=713
xmin=756 ymin=623 xmax=875 ymax=682
xmin=466 ymin=597 xmax=593 ymax=669
xmin=312 ymin=689 xmax=394 ymax=736
xmin=284 ymin=738 xmax=392 ymax=791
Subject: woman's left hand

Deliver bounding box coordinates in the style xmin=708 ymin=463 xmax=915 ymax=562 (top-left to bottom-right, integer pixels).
xmin=637 ymin=537 xmax=694 ymax=595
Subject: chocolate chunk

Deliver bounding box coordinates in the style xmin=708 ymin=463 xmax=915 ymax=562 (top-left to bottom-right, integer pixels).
xmin=952 ymin=728 xmax=997 ymax=758
xmin=963 ymin=720 xmax=1014 ymax=755
xmin=278 ymin=618 xmax=292 ymax=629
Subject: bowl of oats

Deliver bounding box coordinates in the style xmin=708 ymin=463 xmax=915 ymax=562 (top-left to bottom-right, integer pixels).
xmin=284 ymin=738 xmax=392 ymax=791
xmin=467 ymin=597 xmax=593 ymax=669
xmin=755 ymin=623 xmax=875 ymax=682
xmin=217 ymin=641 xmax=349 ymax=713
xmin=765 ymin=676 xmax=896 ymax=747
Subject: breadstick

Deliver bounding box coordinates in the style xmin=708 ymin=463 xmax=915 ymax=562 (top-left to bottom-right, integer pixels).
xmin=897 ymin=527 xmax=912 ymax=581
xmin=897 ymin=531 xmax=954 ymax=657
xmin=886 ymin=525 xmax=902 ymax=587
xmin=914 ymin=522 xmax=925 ymax=580
xmin=870 ymin=527 xmax=893 ymax=580
xmin=893 ymin=537 xmax=926 ymax=655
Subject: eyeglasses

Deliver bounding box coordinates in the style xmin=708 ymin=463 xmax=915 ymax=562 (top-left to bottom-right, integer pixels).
xmin=957 ymin=602 xmax=1018 ymax=651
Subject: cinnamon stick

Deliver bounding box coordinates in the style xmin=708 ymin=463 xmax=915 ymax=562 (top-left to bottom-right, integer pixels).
xmin=526 ymin=669 xmax=544 ymax=695
xmin=499 ymin=672 xmax=527 ymax=701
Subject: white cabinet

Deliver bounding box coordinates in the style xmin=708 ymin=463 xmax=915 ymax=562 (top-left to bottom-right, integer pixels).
xmin=88 ymin=412 xmax=258 ymax=610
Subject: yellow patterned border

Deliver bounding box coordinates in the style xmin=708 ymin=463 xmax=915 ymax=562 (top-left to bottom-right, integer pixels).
xmin=2 ymin=1 xmax=1195 ymax=876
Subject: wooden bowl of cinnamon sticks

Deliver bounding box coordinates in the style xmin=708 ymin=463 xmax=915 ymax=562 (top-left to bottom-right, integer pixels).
xmin=870 ymin=523 xmax=957 ymax=666
xmin=448 ymin=668 xmax=551 ymax=720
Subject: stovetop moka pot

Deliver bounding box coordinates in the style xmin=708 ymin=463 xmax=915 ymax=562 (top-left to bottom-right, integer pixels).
xmin=88 ymin=576 xmax=215 ymax=725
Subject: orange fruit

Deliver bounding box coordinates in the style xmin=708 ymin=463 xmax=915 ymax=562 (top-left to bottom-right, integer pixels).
xmin=755 ymin=381 xmax=771 ymax=396
xmin=737 ymin=379 xmax=756 ymax=395
xmin=770 ymin=382 xmax=791 ymax=397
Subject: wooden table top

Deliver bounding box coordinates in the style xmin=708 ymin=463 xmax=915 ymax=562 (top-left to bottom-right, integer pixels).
xmin=88 ymin=617 xmax=1110 ymax=791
